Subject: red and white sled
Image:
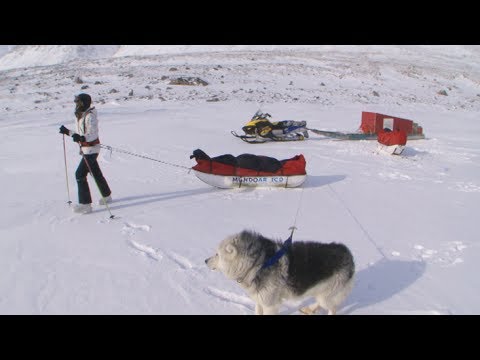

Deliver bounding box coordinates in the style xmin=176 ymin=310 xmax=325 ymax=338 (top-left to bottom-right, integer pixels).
xmin=190 ymin=150 xmax=307 ymax=189
xmin=192 ymin=171 xmax=307 ymax=188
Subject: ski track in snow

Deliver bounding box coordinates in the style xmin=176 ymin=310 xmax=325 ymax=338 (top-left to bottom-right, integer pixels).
xmin=37 ymin=271 xmax=57 ymax=313
xmin=217 ymin=188 xmax=267 ymax=201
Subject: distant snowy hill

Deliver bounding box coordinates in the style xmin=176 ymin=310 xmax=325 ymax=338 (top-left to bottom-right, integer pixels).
xmin=1 ymin=45 xmax=478 ymax=117
xmin=1 ymin=45 xmax=479 ymax=71
xmin=0 ymin=45 xmax=120 ymax=70
xmin=0 ymin=45 xmax=14 ymax=57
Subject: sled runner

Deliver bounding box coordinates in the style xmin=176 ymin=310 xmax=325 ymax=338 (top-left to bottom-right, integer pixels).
xmin=376 ymin=144 xmax=406 ymax=155
xmin=190 ymin=149 xmax=307 ymax=188
xmin=308 ymin=111 xmax=425 ymax=141
xmin=231 ymin=131 xmax=305 ymax=144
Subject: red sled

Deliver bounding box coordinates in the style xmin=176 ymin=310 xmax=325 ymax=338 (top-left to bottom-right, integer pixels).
xmin=360 ymin=112 xmax=424 ymax=139
xmin=308 ymin=111 xmax=425 ymax=141
xmin=377 ymin=128 xmax=408 ymax=155
xmin=190 ymin=149 xmax=307 ymax=188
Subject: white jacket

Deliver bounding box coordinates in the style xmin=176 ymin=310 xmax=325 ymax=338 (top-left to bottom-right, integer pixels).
xmin=70 ymin=107 xmax=101 ymax=155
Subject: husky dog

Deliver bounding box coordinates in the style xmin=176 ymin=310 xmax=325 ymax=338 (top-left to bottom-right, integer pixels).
xmin=205 ymin=230 xmax=355 ymax=315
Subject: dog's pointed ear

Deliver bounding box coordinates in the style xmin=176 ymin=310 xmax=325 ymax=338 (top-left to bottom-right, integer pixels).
xmin=225 ymin=244 xmax=237 ymax=256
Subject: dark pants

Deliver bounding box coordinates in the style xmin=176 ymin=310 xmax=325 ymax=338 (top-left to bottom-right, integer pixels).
xmin=75 ymin=153 xmax=111 ymax=204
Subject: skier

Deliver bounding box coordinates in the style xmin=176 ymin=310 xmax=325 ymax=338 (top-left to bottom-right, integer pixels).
xmin=59 ymin=93 xmax=112 ymax=214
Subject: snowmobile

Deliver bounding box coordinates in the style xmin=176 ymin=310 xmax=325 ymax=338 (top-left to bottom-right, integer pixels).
xmin=231 ymin=111 xmax=309 ymax=144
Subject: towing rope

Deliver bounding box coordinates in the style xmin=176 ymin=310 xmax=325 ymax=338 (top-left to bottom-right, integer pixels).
xmin=100 ymin=144 xmax=191 ymax=171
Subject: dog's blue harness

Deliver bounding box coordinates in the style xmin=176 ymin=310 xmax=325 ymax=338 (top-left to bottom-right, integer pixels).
xmin=260 ymin=227 xmax=295 ymax=270
xmin=237 ymin=227 xmax=296 ymax=284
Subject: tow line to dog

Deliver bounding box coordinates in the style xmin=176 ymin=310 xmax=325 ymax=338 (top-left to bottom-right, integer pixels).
xmin=263 ymin=185 xmax=306 ymax=268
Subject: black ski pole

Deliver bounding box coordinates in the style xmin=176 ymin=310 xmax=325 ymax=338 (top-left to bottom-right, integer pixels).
xmin=62 ymin=135 xmax=72 ymax=205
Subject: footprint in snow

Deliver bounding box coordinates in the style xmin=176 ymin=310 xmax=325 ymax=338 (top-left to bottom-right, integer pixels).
xmin=450 ymin=182 xmax=480 ymax=193
xmin=165 ymin=251 xmax=193 ymax=270
xmin=413 ymin=241 xmax=467 ymax=266
xmin=128 ymin=239 xmax=163 ymax=261
xmin=203 ymin=286 xmax=254 ymax=312
xmin=378 ymin=171 xmax=412 ymax=181
xmin=121 ymin=222 xmax=151 ymax=236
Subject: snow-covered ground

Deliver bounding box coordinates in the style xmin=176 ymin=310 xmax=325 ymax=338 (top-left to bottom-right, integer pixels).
xmin=0 ymin=45 xmax=479 ymax=314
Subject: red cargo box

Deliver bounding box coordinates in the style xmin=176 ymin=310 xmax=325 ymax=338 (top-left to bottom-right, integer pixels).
xmin=361 ymin=112 xmax=414 ymax=135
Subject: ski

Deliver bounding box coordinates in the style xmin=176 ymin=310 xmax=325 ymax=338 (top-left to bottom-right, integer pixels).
xmin=231 ymin=131 xmax=305 ymax=144
xmin=306 ymin=128 xmax=374 ymax=140
xmin=231 ymin=131 xmax=268 ymax=144
xmin=306 ymin=128 xmax=425 ymax=141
